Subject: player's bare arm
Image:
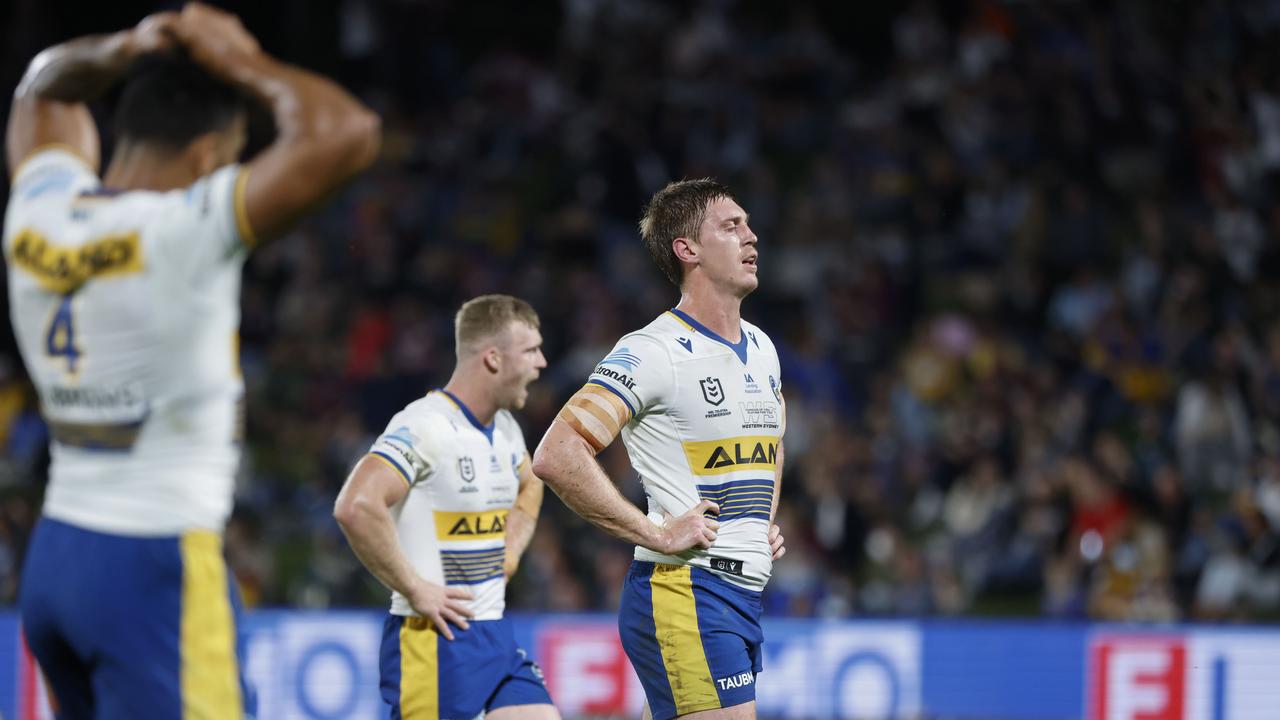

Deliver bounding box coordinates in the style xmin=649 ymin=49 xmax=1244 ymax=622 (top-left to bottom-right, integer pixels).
xmin=6 ymin=12 xmax=177 ymax=177
xmin=333 ymin=455 xmax=474 ymax=640
xmin=173 ymin=2 xmax=380 ymax=243
xmin=503 ymin=456 xmax=544 ymax=578
xmin=532 ymin=384 xmax=720 ymax=555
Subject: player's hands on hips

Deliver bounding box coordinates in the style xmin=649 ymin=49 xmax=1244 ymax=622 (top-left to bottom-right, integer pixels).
xmin=173 ymin=2 xmax=262 ymax=76
xmin=407 ymin=579 xmax=475 ymax=641
xmin=656 ymin=500 xmax=720 ymax=554
xmin=769 ymin=523 xmax=785 ymax=560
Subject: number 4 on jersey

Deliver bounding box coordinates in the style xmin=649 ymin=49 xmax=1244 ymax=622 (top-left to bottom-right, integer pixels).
xmin=46 ymin=294 xmax=81 ymax=374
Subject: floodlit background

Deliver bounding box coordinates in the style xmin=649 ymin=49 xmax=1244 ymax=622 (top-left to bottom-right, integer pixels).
xmin=3 ymin=1 xmax=1280 ymax=717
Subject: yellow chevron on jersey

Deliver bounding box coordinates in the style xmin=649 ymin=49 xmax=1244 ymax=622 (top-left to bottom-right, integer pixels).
xmin=8 ymin=228 xmax=144 ymax=294
xmin=434 ymin=509 xmax=508 ymax=541
xmin=682 ymin=436 xmax=779 ymax=476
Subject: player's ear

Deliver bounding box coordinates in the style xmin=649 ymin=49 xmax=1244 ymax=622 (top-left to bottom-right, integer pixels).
xmin=482 ymin=346 xmax=501 ymax=374
xmin=672 ymin=236 xmax=698 ymax=264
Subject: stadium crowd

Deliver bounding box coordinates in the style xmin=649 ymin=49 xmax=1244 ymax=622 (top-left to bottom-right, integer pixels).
xmin=4 ymin=0 xmax=1280 ymax=623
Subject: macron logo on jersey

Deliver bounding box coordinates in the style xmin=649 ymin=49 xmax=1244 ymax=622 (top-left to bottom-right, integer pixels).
xmin=677 ymin=337 xmax=693 ymax=353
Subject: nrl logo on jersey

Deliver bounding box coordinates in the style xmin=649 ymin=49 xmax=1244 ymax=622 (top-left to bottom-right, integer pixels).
xmin=700 ymin=377 xmax=725 ymax=406
xmin=457 ymin=456 xmax=478 ymax=492
xmin=739 ymin=401 xmax=779 ymax=429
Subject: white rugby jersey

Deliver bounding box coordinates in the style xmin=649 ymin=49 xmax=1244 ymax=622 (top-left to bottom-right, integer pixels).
xmin=4 ymin=148 xmax=251 ymax=536
xmin=587 ymin=308 xmax=783 ymax=591
xmin=367 ymin=390 xmax=528 ymax=620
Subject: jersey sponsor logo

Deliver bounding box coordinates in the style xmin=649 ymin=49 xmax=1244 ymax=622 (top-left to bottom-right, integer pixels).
xmin=744 ymin=373 xmax=761 ymax=394
xmin=769 ymin=375 xmax=781 ymax=402
xmin=8 ymin=228 xmax=144 ymax=293
xmin=717 ymin=671 xmax=754 ymax=690
xmin=593 ymin=365 xmax=637 ymax=390
xmin=683 ymin=436 xmax=779 ymax=475
xmin=747 ymin=331 xmax=759 ymax=348
xmin=739 ymin=401 xmax=779 ymax=429
xmin=677 ymin=337 xmax=693 ymax=352
xmin=434 ymin=509 xmax=509 ymax=540
xmin=700 ymin=377 xmax=726 ymax=406
xmin=600 ymin=347 xmax=640 ymax=372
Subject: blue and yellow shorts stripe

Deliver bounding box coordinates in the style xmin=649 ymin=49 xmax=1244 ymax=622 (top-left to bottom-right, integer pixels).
xmin=619 ymin=561 xmax=764 ymax=720
xmin=18 ymin=517 xmax=253 ymax=720
xmin=380 ymin=615 xmax=551 ymax=719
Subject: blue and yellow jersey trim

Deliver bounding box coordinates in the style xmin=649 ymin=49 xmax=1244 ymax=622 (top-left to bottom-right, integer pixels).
xmin=233 ymin=168 xmax=258 ymax=248
xmin=368 ymin=451 xmax=413 ymax=487
xmin=439 ymin=547 xmax=505 ymax=586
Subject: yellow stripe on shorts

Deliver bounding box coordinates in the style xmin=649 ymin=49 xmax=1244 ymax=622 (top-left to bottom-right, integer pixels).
xmin=650 ymin=564 xmax=719 ymax=714
xmin=399 ymin=616 xmax=439 ymax=720
xmin=180 ymin=531 xmax=242 ymax=720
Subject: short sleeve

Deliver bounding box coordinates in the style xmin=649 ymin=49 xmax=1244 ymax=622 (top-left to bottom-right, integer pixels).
xmin=164 ymin=164 xmax=255 ymax=273
xmin=367 ymin=410 xmax=447 ymax=487
xmin=9 ymin=147 xmax=99 ymax=205
xmin=585 ymin=333 xmax=673 ymax=418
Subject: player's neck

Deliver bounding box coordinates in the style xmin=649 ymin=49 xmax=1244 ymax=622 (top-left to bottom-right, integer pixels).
xmin=102 ymin=143 xmax=200 ymax=192
xmin=441 ymin=376 xmax=498 ymax=426
xmin=675 ymin=289 xmax=743 ymax=342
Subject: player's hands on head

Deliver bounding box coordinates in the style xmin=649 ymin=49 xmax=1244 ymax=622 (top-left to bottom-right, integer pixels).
xmin=128 ymin=11 xmax=180 ymax=55
xmin=408 ymin=579 xmax=475 ymax=641
xmin=173 ymin=2 xmax=262 ymax=76
xmin=656 ymin=499 xmax=720 ymax=555
xmin=769 ymin=523 xmax=785 ymax=560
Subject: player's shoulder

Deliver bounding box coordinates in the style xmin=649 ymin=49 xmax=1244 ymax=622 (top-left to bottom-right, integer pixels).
xmin=390 ymin=393 xmax=457 ymax=432
xmin=740 ymin=318 xmax=777 ymax=353
xmin=9 ymin=147 xmax=99 ymax=202
xmin=610 ymin=311 xmax=693 ymax=356
xmin=494 ymin=409 xmax=525 ymax=442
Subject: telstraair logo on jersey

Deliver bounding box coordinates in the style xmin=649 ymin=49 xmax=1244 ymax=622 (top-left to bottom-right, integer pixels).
xmin=600 ymin=347 xmax=640 ymax=372
xmin=682 ymin=436 xmax=779 ymax=475
xmin=9 ymin=229 xmax=144 ymax=293
xmin=593 ymin=365 xmax=637 ymax=390
xmin=434 ymin=509 xmax=508 ymax=540
xmin=700 ymin=377 xmax=726 ymax=406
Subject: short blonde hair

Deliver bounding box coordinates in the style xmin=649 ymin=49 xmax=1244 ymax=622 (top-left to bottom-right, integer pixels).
xmin=455 ymin=294 xmax=540 ymax=357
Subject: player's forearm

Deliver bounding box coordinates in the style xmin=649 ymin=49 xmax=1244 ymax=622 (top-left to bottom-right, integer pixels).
xmin=533 ymin=428 xmax=665 ymax=551
xmin=503 ymin=508 xmax=536 ymax=576
xmin=17 ymin=32 xmax=140 ymax=102
xmin=334 ymin=499 xmax=420 ymax=598
xmin=216 ymin=53 xmax=378 ymax=166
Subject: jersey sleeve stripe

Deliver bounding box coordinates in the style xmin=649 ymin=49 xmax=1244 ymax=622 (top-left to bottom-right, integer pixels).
xmin=586 ymin=380 xmax=637 ymax=418
xmin=369 ymin=451 xmax=413 ymax=486
xmin=233 ymin=168 xmax=259 ymax=248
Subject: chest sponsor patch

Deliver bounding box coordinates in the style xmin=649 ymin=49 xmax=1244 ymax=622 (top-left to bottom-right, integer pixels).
xmin=682 ymin=436 xmax=779 ymax=475
xmin=434 ymin=509 xmax=508 ymax=541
